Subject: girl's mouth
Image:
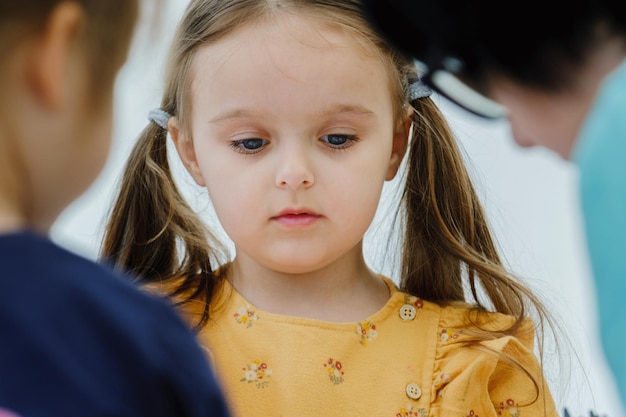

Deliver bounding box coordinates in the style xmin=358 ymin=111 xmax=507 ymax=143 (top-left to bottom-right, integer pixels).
xmin=272 ymin=209 xmax=321 ymax=227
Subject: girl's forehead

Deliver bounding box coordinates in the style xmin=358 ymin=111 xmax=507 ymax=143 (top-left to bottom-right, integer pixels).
xmin=182 ymin=11 xmax=398 ymax=128
xmin=191 ymin=12 xmax=384 ymax=79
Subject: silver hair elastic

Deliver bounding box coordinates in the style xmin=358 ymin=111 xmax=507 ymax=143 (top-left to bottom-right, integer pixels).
xmin=409 ymin=59 xmax=432 ymax=101
xmin=409 ymin=80 xmax=432 ymax=101
xmin=148 ymin=108 xmax=171 ymax=129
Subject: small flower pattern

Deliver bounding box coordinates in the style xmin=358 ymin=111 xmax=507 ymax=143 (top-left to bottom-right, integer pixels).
xmin=432 ymin=371 xmax=451 ymax=398
xmin=356 ymin=320 xmax=378 ymax=346
xmin=496 ymin=398 xmax=520 ymax=417
xmin=323 ymin=358 xmax=344 ymax=385
xmin=439 ymin=328 xmax=459 ymax=344
xmin=240 ymin=360 xmax=272 ymax=388
xmin=234 ymin=305 xmax=259 ymax=328
xmin=404 ymin=294 xmax=424 ymax=309
xmin=395 ymin=404 xmax=428 ymax=417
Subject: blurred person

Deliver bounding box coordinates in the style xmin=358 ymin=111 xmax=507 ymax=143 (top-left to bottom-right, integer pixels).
xmin=0 ymin=1 xmax=231 ymax=416
xmin=364 ymin=0 xmax=626 ymax=412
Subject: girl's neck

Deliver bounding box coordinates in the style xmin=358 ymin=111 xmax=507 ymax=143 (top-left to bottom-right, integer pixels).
xmin=228 ymin=247 xmax=390 ymax=322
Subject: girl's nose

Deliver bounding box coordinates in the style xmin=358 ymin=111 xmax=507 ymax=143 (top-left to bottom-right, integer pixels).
xmin=275 ymin=146 xmax=315 ymax=190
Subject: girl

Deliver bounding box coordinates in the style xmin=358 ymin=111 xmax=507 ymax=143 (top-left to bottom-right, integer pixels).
xmin=102 ymin=0 xmax=559 ymax=416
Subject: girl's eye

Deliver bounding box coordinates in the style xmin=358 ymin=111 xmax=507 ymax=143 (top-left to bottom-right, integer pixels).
xmin=320 ymin=134 xmax=359 ymax=149
xmin=230 ymin=138 xmax=269 ymax=154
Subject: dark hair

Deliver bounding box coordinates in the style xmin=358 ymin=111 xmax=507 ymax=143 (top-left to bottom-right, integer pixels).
xmin=365 ymin=0 xmax=626 ymax=91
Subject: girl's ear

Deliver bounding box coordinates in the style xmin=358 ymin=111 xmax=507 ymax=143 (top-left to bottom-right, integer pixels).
xmin=168 ymin=117 xmax=207 ymax=187
xmin=27 ymin=2 xmax=84 ymax=110
xmin=386 ymin=109 xmax=411 ymax=181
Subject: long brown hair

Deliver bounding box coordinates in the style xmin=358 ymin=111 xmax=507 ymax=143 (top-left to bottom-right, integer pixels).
xmin=100 ymin=0 xmax=555 ymax=355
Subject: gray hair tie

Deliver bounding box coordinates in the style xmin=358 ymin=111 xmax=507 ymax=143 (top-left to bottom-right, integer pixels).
xmin=148 ymin=108 xmax=171 ymax=129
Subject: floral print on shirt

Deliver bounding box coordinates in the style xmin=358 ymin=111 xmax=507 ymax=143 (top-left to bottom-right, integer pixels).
xmin=496 ymin=399 xmax=521 ymax=417
xmin=432 ymin=370 xmax=451 ymax=398
xmin=240 ymin=360 xmax=272 ymax=388
xmin=324 ymin=358 xmax=344 ymax=385
xmin=468 ymin=398 xmax=522 ymax=417
xmin=234 ymin=305 xmax=259 ymax=328
xmin=395 ymin=404 xmax=428 ymax=417
xmin=440 ymin=328 xmax=459 ymax=344
xmin=404 ymin=294 xmax=424 ymax=309
xmin=356 ymin=320 xmax=378 ymax=346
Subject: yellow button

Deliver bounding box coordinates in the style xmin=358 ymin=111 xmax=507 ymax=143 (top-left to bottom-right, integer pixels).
xmin=399 ymin=304 xmax=417 ymax=321
xmin=406 ymin=383 xmax=422 ymax=400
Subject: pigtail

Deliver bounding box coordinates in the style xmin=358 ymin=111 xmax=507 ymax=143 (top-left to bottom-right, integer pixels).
xmin=100 ymin=120 xmax=224 ymax=331
xmin=400 ymin=99 xmax=560 ymax=408
xmin=400 ymin=98 xmax=549 ymax=328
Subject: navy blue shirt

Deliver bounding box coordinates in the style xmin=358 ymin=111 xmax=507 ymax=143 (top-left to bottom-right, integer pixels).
xmin=0 ymin=231 xmax=231 ymax=417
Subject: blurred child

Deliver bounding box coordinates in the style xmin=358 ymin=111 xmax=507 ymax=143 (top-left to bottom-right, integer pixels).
xmin=102 ymin=1 xmax=560 ymax=416
xmin=0 ymin=1 xmax=230 ymax=416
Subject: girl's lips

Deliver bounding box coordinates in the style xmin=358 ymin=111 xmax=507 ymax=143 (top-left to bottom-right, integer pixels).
xmin=272 ymin=210 xmax=321 ymax=227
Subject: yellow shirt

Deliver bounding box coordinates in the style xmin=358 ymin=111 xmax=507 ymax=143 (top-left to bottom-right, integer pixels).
xmin=192 ymin=277 xmax=558 ymax=417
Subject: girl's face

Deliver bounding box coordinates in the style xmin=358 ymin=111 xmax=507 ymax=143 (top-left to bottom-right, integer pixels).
xmin=171 ymin=13 xmax=407 ymax=274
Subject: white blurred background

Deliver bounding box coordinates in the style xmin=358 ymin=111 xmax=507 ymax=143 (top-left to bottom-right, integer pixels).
xmin=50 ymin=1 xmax=625 ymax=416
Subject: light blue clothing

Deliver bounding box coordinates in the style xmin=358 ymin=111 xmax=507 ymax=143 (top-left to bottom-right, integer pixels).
xmin=573 ymin=58 xmax=626 ymax=410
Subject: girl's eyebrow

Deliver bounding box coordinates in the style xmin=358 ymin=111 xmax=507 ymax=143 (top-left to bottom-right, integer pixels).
xmin=316 ymin=104 xmax=376 ymax=119
xmin=209 ymin=104 xmax=376 ymax=123
xmin=209 ymin=109 xmax=266 ymax=123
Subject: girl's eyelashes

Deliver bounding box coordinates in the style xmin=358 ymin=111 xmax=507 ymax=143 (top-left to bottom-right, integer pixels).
xmin=319 ymin=134 xmax=359 ymax=149
xmin=228 ymin=134 xmax=359 ymax=154
xmin=229 ymin=138 xmax=269 ymax=154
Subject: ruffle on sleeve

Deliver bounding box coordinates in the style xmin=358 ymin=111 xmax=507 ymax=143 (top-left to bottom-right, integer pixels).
xmin=428 ymin=307 xmax=558 ymax=417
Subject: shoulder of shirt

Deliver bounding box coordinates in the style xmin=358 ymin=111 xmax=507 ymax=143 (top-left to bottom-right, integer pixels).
xmin=385 ymin=276 xmax=535 ymax=349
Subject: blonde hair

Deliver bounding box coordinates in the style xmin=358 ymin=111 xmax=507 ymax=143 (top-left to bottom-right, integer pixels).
xmin=101 ymin=0 xmax=556 ymax=401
